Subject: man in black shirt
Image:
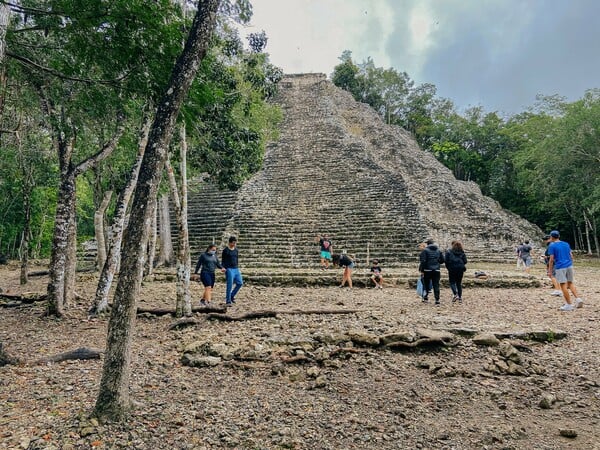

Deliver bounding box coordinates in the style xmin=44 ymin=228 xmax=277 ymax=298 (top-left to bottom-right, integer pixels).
xmin=222 ymin=236 xmax=243 ymax=306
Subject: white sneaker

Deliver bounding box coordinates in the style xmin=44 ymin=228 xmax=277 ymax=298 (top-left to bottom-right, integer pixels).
xmin=550 ymin=290 xmax=562 ymax=296
xmin=559 ymin=303 xmax=575 ymax=312
xmin=574 ymin=298 xmax=584 ymax=308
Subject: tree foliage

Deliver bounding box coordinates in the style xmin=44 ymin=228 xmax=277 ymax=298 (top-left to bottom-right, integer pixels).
xmin=0 ymin=0 xmax=282 ymax=259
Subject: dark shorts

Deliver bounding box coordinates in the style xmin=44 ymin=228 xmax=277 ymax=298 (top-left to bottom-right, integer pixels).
xmin=200 ymin=271 xmax=215 ymax=287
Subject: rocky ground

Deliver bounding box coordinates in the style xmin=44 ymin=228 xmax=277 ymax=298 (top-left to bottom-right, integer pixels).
xmin=0 ymin=260 xmax=599 ymax=450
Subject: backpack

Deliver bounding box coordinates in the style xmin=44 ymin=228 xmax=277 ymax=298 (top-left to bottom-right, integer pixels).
xmin=446 ymin=250 xmax=465 ymax=271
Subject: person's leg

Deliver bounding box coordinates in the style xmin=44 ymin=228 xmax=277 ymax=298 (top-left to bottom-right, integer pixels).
xmin=551 ymin=276 xmax=561 ymax=291
xmin=448 ymin=271 xmax=458 ymax=297
xmin=566 ymin=281 xmax=580 ymax=299
xmin=347 ymin=267 xmax=353 ymax=288
xmin=230 ymin=269 xmax=243 ymax=301
xmin=422 ymin=271 xmax=433 ymax=301
xmin=432 ymin=271 xmax=441 ymax=303
xmin=379 ymin=275 xmax=383 ymax=288
xmin=225 ymin=269 xmax=233 ymax=303
xmin=555 ymin=269 xmax=572 ymax=305
xmin=455 ymin=271 xmax=464 ymax=299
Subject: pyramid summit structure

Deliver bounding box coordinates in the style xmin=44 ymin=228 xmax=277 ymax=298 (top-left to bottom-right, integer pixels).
xmin=185 ymin=74 xmax=541 ymax=268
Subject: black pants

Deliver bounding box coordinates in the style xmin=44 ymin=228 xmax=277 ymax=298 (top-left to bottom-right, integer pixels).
xmin=448 ymin=269 xmax=464 ymax=298
xmin=422 ymin=270 xmax=441 ymax=301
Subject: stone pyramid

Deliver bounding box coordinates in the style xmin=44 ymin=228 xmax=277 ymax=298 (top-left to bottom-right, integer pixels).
xmin=186 ymin=74 xmax=541 ymax=267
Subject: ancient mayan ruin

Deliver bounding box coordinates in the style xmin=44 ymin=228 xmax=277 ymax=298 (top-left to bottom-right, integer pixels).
xmin=186 ymin=74 xmax=542 ymax=268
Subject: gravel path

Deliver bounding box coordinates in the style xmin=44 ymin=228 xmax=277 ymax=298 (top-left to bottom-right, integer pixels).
xmin=1 ymin=262 xmax=599 ymax=449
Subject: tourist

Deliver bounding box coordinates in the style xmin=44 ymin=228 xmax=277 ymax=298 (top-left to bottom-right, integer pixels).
xmin=542 ymin=235 xmax=562 ymax=297
xmin=333 ymin=253 xmax=355 ymax=288
xmin=419 ymin=239 xmax=445 ymax=305
xmin=519 ymin=240 xmax=533 ymax=274
xmin=444 ymin=240 xmax=468 ymax=304
xmin=370 ymin=259 xmax=383 ymax=289
xmin=193 ymin=244 xmax=225 ymax=306
xmin=547 ymin=230 xmax=583 ymax=311
xmin=316 ymin=234 xmax=333 ymax=269
xmin=222 ymin=236 xmax=243 ymax=307
xmin=515 ymin=243 xmax=524 ymax=269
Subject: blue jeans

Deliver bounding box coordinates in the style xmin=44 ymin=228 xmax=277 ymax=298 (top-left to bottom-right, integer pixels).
xmin=225 ymin=268 xmax=243 ymax=302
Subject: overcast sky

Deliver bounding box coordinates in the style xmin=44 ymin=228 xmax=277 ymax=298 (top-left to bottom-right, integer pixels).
xmin=239 ymin=0 xmax=600 ymax=115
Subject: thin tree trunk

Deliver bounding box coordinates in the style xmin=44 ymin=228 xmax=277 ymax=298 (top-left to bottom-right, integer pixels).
xmin=92 ymin=114 xmax=151 ymax=316
xmin=94 ymin=0 xmax=221 ymax=422
xmin=156 ymin=193 xmax=174 ymax=267
xmin=583 ymin=209 xmax=593 ymax=256
xmin=46 ymin=114 xmax=125 ymax=317
xmin=18 ymin=132 xmax=33 ymax=286
xmin=145 ymin=198 xmax=157 ymax=277
xmin=95 ymin=191 xmax=113 ymax=271
xmin=166 ymin=125 xmax=191 ymax=317
xmin=64 ymin=195 xmax=78 ymax=306
xmin=46 ymin=159 xmax=76 ymax=317
xmin=0 ymin=2 xmax=8 ymax=61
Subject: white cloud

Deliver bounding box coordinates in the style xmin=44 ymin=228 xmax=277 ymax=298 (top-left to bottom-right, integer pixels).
xmin=240 ymin=0 xmax=600 ymax=113
xmin=240 ymin=0 xmax=395 ymax=74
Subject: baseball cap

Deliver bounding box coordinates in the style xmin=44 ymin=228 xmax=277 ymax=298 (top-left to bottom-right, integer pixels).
xmin=543 ymin=235 xmax=551 ymax=240
xmin=550 ymin=230 xmax=560 ymax=238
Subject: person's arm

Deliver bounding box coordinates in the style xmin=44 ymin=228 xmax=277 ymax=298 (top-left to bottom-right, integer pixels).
xmin=215 ymin=255 xmax=224 ymax=271
xmin=194 ymin=255 xmax=202 ymax=274
xmin=547 ymin=254 xmax=555 ymax=275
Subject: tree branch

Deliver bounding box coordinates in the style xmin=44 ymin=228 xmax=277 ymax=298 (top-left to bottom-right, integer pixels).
xmin=6 ymin=50 xmax=132 ymax=84
xmin=73 ymin=118 xmax=126 ymax=176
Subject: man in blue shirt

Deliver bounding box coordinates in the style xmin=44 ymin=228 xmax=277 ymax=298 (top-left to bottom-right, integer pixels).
xmin=547 ymin=230 xmax=583 ymax=311
xmin=222 ymin=236 xmax=243 ymax=307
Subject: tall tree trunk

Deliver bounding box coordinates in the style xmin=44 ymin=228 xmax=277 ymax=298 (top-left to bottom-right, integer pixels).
xmin=92 ymin=114 xmax=151 ymax=316
xmin=18 ymin=132 xmax=33 ymax=285
xmin=47 ymin=133 xmax=76 ymax=317
xmin=46 ymin=112 xmax=126 ymax=317
xmin=47 ymin=165 xmax=76 ymax=317
xmin=94 ymin=190 xmax=113 ymax=271
xmin=156 ymin=193 xmax=174 ymax=267
xmin=93 ymin=0 xmax=221 ymax=422
xmin=0 ymin=2 xmax=9 ymax=64
xmin=145 ymin=198 xmax=158 ymax=277
xmin=20 ymin=185 xmax=32 ymax=285
xmin=64 ymin=199 xmax=78 ymax=305
xmin=166 ymin=125 xmax=191 ymax=317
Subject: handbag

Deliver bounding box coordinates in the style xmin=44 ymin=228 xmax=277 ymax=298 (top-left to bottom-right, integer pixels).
xmin=416 ymin=277 xmax=425 ymax=297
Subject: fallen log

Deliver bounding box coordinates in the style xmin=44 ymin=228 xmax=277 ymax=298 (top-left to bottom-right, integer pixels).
xmin=36 ymin=347 xmax=103 ymax=365
xmin=0 ymin=292 xmax=47 ymax=304
xmin=207 ymin=311 xmax=278 ymax=321
xmin=206 ymin=308 xmax=361 ymax=322
xmin=107 ymin=304 xmax=227 ymax=316
xmin=28 ymin=270 xmax=50 ymax=277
